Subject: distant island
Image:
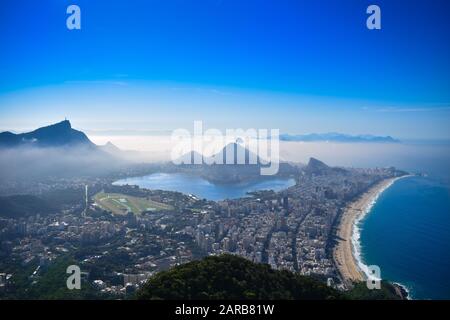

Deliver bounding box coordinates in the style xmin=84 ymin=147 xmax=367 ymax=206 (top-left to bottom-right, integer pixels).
xmin=279 ymin=133 xmax=399 ymax=143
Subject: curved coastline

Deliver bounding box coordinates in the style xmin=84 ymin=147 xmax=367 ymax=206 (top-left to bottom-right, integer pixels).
xmin=333 ymin=175 xmax=411 ymax=294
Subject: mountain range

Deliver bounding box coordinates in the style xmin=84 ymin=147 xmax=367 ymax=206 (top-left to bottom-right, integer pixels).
xmin=279 ymin=132 xmax=399 ymax=143
xmin=0 ymin=120 xmax=397 ymax=185
xmin=0 ymin=121 xmax=400 ymax=153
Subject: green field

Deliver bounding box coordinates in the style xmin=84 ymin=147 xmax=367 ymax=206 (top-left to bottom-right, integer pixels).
xmin=94 ymin=192 xmax=172 ymax=215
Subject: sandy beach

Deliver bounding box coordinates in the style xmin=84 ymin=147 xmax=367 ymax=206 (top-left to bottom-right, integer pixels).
xmin=333 ymin=177 xmax=400 ymax=286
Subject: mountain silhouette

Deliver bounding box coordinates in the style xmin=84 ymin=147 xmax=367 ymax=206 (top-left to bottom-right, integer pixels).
xmin=170 ymin=142 xmax=296 ymax=184
xmin=304 ymin=157 xmax=347 ymax=175
xmin=99 ymin=141 xmax=122 ymax=154
xmin=0 ymin=120 xmax=127 ymax=182
xmin=0 ymin=120 xmax=95 ymax=148
xmin=209 ymin=142 xmax=260 ymax=165
xmin=177 ymin=142 xmax=262 ymax=165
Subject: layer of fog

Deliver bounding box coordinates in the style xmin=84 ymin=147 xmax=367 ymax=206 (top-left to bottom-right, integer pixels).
xmin=0 ymin=145 xmax=124 ymax=182
xmin=91 ymin=135 xmax=450 ymax=179
xmin=280 ymin=141 xmax=450 ymax=179
xmin=2 ymin=138 xmax=449 ymax=184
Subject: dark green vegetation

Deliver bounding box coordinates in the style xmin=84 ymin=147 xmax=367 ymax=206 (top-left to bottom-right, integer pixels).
xmin=0 ymin=195 xmax=57 ymax=218
xmin=0 ymin=255 xmax=101 ymax=300
xmin=345 ymin=281 xmax=406 ymax=300
xmin=0 ymin=250 xmax=403 ymax=300
xmin=0 ymin=186 xmax=86 ymax=218
xmin=136 ymin=254 xmax=403 ymax=300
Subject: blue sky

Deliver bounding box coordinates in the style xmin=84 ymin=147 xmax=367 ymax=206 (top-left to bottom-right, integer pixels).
xmin=0 ymin=0 xmax=449 ymax=139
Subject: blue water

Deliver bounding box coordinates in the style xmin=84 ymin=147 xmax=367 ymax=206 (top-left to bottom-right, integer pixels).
xmin=113 ymin=173 xmax=296 ymax=201
xmin=114 ymin=171 xmax=450 ymax=299
xmin=360 ymin=176 xmax=450 ymax=299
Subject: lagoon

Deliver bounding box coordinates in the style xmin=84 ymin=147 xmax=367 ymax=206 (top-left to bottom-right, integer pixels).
xmin=113 ymin=173 xmax=296 ymax=201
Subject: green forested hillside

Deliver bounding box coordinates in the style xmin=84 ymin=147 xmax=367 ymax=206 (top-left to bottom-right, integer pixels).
xmin=0 ymin=195 xmax=56 ymax=218
xmin=136 ymin=254 xmax=404 ymax=300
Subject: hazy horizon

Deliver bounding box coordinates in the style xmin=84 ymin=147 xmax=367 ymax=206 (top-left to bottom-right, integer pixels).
xmin=1 ymin=1 xmax=449 ymax=141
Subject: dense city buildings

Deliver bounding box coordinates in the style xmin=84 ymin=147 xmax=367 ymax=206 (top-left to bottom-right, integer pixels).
xmin=0 ymin=158 xmax=405 ymax=298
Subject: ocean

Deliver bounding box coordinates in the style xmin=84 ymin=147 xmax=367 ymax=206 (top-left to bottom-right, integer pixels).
xmin=358 ymin=176 xmax=450 ymax=299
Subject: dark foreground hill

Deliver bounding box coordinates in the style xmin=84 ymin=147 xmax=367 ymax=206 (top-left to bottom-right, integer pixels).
xmin=136 ymin=254 xmax=403 ymax=300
